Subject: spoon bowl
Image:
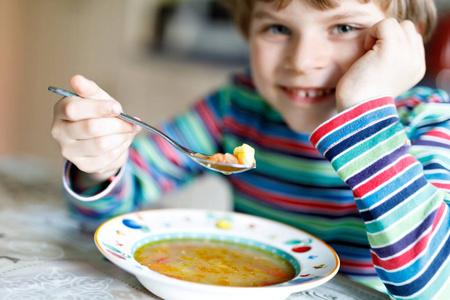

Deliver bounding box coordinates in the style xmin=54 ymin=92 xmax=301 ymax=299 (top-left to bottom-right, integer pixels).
xmin=48 ymin=86 xmax=256 ymax=175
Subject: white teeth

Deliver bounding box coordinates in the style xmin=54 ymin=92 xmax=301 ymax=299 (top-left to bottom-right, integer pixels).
xmin=308 ymin=90 xmax=317 ymax=97
xmin=289 ymin=88 xmax=333 ymax=98
xmin=297 ymin=90 xmax=307 ymax=97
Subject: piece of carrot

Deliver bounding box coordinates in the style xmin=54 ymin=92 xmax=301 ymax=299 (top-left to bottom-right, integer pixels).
xmin=210 ymin=153 xmax=226 ymax=163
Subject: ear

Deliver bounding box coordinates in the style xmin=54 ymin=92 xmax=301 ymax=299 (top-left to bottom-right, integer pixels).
xmin=416 ymin=22 xmax=426 ymax=36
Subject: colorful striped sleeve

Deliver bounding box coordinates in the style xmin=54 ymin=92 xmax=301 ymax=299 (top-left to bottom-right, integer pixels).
xmin=63 ymin=90 xmax=228 ymax=223
xmin=310 ymin=89 xmax=450 ymax=299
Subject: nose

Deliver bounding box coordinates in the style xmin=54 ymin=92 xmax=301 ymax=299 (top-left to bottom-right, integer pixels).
xmin=284 ymin=34 xmax=331 ymax=73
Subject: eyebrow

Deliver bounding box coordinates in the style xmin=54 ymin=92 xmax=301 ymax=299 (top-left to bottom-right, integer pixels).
xmin=252 ymin=8 xmax=379 ymax=22
xmin=327 ymin=11 xmax=376 ymax=20
xmin=252 ymin=10 xmax=281 ymax=21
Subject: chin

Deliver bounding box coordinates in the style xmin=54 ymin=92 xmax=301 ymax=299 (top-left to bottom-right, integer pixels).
xmin=282 ymin=114 xmax=322 ymax=133
xmin=287 ymin=122 xmax=322 ymax=133
xmin=282 ymin=107 xmax=337 ymax=133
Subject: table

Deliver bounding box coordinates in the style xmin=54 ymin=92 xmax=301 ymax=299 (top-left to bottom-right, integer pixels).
xmin=0 ymin=156 xmax=389 ymax=299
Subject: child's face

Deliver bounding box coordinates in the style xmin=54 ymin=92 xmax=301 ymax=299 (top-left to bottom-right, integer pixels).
xmin=249 ymin=0 xmax=388 ymax=132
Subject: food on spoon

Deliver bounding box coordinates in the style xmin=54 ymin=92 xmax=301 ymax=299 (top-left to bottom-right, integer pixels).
xmin=233 ymin=143 xmax=256 ymax=166
xmin=210 ymin=153 xmax=239 ymax=164
xmin=209 ymin=143 xmax=255 ymax=166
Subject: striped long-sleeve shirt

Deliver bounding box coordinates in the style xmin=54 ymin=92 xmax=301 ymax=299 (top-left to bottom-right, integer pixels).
xmin=64 ymin=73 xmax=450 ymax=299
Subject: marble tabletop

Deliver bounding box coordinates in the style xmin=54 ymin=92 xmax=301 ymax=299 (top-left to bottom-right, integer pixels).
xmin=0 ymin=156 xmax=389 ymax=300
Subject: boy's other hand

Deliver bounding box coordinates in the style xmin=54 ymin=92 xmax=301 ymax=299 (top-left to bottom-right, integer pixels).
xmin=51 ymin=75 xmax=141 ymax=184
xmin=336 ymin=18 xmax=425 ymax=112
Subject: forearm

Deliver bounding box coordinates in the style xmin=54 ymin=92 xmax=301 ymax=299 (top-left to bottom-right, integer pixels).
xmin=310 ymin=95 xmax=450 ymax=299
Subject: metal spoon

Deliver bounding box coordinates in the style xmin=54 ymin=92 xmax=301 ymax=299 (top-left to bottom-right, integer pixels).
xmin=48 ymin=86 xmax=256 ymax=175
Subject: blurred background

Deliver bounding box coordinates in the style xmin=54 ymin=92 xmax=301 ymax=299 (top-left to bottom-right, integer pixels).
xmin=1 ymin=0 xmax=450 ymax=175
xmin=0 ymin=0 xmax=247 ymax=176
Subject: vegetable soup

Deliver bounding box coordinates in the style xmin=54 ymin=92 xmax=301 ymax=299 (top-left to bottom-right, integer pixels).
xmin=134 ymin=238 xmax=296 ymax=287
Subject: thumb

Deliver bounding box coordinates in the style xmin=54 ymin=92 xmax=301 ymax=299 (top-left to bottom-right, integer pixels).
xmin=363 ymin=19 xmax=386 ymax=52
xmin=364 ymin=28 xmax=377 ymax=51
xmin=70 ymin=74 xmax=113 ymax=101
xmin=364 ymin=18 xmax=399 ymax=51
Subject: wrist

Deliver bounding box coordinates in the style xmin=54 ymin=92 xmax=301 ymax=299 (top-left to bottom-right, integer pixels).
xmin=88 ymin=169 xmax=120 ymax=184
xmin=336 ymin=93 xmax=393 ymax=113
xmin=70 ymin=166 xmax=120 ymax=194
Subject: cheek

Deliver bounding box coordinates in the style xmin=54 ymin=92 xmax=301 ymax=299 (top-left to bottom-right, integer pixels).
xmin=250 ymin=41 xmax=269 ymax=75
xmin=249 ymin=40 xmax=280 ymax=90
xmin=250 ymin=42 xmax=269 ymax=91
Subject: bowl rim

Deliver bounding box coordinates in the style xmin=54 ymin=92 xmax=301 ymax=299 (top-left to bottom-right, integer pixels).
xmin=94 ymin=208 xmax=340 ymax=292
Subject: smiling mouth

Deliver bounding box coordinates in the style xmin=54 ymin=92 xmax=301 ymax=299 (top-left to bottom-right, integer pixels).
xmin=281 ymin=87 xmax=335 ymax=104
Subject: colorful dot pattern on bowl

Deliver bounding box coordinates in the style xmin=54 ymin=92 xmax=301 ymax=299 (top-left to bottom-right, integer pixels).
xmin=96 ymin=210 xmax=339 ymax=289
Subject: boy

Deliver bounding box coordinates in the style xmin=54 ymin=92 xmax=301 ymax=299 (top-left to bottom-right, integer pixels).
xmin=51 ymin=0 xmax=450 ymax=298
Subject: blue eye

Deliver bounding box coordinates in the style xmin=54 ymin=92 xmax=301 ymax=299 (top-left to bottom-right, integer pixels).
xmin=268 ymin=24 xmax=291 ymax=35
xmin=332 ymin=25 xmax=356 ymax=34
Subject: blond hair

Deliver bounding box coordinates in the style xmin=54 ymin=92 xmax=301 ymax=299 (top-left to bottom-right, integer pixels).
xmin=221 ymin=0 xmax=437 ymax=42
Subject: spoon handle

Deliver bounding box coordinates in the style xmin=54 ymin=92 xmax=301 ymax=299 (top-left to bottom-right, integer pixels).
xmin=117 ymin=112 xmax=194 ymax=155
xmin=47 ymin=86 xmax=194 ymax=156
xmin=48 ymin=86 xmax=78 ymax=98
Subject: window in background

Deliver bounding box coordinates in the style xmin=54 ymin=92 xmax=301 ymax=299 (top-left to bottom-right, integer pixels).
xmin=150 ymin=0 xmax=249 ymax=64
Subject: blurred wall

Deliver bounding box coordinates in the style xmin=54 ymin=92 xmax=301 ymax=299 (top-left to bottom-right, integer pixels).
xmin=0 ymin=1 xmax=25 ymax=154
xmin=0 ymin=0 xmax=240 ymax=169
xmin=1 ymin=0 xmax=449 ymax=170
xmin=21 ymin=0 xmax=126 ymax=166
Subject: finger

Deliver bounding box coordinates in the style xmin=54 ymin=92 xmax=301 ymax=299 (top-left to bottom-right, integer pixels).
xmin=399 ymin=20 xmax=426 ymax=67
xmin=400 ymin=20 xmax=421 ymax=34
xmin=54 ymin=96 xmax=122 ymax=121
xmin=368 ymin=18 xmax=401 ymax=38
xmin=400 ymin=20 xmax=423 ymax=44
xmin=62 ymin=132 xmax=136 ymax=158
xmin=365 ymin=18 xmax=401 ymax=51
xmin=100 ymin=150 xmax=130 ymax=174
xmin=95 ymin=150 xmax=130 ymax=175
xmin=68 ymin=117 xmax=139 ymax=140
xmin=70 ymin=74 xmax=113 ymax=100
xmin=71 ymin=141 xmax=131 ymax=174
xmin=400 ymin=21 xmax=425 ymax=56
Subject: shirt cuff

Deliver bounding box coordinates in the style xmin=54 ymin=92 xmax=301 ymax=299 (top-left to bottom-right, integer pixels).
xmin=62 ymin=161 xmax=126 ymax=202
xmin=310 ymin=96 xmax=396 ymax=155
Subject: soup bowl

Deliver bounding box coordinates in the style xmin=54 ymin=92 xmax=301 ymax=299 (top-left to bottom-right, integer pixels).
xmin=95 ymin=209 xmax=339 ymax=300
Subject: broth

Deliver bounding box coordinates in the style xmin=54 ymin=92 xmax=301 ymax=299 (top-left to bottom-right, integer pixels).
xmin=134 ymin=238 xmax=296 ymax=287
